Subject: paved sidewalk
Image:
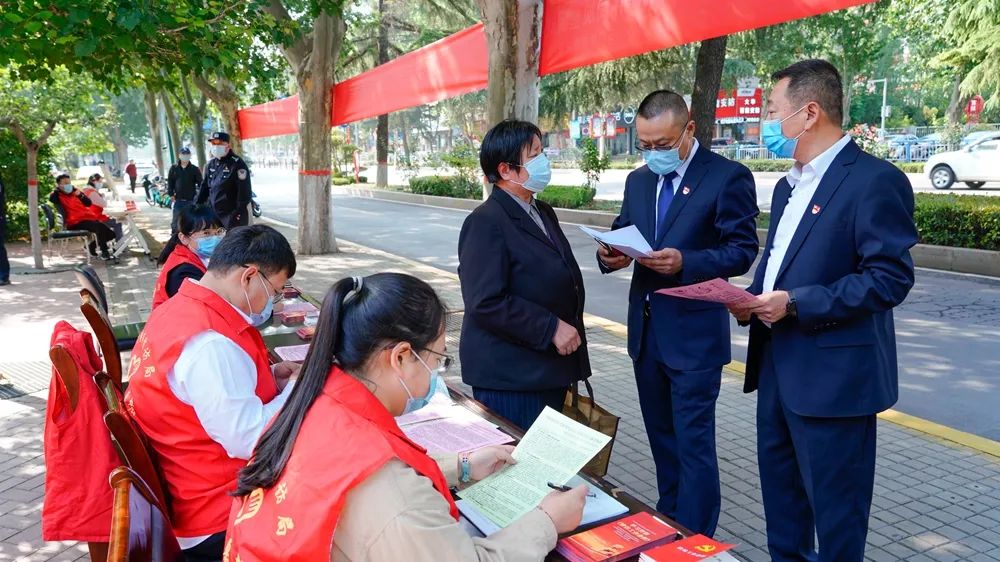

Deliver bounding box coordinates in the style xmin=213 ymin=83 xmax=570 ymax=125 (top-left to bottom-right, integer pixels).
xmin=1 ymin=204 xmax=999 ymax=561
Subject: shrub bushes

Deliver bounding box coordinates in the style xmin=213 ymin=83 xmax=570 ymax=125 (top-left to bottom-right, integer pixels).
xmin=409 ymin=175 xmax=479 ymax=199
xmin=537 ymin=185 xmax=596 ymax=209
xmin=914 ymin=194 xmax=1000 ymax=251
xmin=761 ymin=195 xmax=1000 ymax=251
xmin=894 ymin=162 xmax=924 ymax=173
xmin=738 ymin=159 xmax=795 ymax=172
xmin=1 ymin=132 xmax=58 ymax=241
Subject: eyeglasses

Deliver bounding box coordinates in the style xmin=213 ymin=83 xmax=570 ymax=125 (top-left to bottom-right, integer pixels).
xmin=635 ymin=128 xmax=688 ymax=153
xmin=244 ymin=265 xmax=283 ymax=304
xmin=192 ymin=228 xmax=225 ymax=239
xmin=420 ymin=348 xmax=454 ymax=373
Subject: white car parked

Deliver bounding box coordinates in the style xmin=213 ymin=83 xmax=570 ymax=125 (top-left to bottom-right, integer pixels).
xmin=925 ymin=132 xmax=1000 ymax=190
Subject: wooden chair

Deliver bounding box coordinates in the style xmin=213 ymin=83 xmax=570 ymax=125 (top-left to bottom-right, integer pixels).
xmin=79 ymin=290 xmax=124 ymax=387
xmin=49 ymin=345 xmax=110 ymax=562
xmin=103 ymin=410 xmax=169 ymax=511
xmin=73 ymin=265 xmax=145 ymax=350
xmin=107 ymin=466 xmax=182 ymax=562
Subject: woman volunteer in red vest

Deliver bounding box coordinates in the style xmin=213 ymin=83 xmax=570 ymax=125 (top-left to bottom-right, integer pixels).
xmin=48 ymin=174 xmax=115 ymax=260
xmin=227 ymin=273 xmax=589 ymax=561
xmin=83 ymin=173 xmax=123 ymax=240
xmin=152 ymin=204 xmax=224 ymax=309
xmin=124 ymin=225 xmax=301 ymax=562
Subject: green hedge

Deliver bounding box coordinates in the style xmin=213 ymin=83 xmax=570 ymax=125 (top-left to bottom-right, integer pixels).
xmin=738 ymin=159 xmax=795 ymax=172
xmin=409 ymin=175 xmax=479 ymax=199
xmin=914 ymin=194 xmax=1000 ymax=251
xmin=759 ymin=194 xmax=1000 ymax=251
xmin=894 ymin=162 xmax=924 ymax=173
xmin=537 ymin=185 xmax=596 ymax=209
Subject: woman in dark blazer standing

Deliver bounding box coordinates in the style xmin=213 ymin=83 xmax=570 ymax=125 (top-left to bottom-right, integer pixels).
xmin=458 ymin=119 xmax=591 ymax=430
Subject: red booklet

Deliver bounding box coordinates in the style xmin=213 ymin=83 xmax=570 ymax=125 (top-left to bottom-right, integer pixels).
xmin=556 ymin=512 xmax=678 ymax=562
xmin=638 ymin=534 xmax=735 ymax=561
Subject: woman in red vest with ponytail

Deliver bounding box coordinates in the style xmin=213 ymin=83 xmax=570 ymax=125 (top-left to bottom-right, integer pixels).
xmin=227 ymin=273 xmax=589 ymax=561
xmin=152 ymin=204 xmax=223 ymax=309
xmin=49 ymin=174 xmax=115 ymax=260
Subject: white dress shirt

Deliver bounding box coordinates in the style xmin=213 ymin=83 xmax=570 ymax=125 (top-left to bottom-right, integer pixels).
xmin=653 ymin=139 xmax=700 ymax=236
xmin=167 ymin=287 xmax=295 ymax=548
xmin=761 ymin=133 xmax=852 ymax=293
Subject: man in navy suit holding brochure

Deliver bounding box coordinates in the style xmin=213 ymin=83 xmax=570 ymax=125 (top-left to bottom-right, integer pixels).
xmin=598 ymin=90 xmax=759 ymax=536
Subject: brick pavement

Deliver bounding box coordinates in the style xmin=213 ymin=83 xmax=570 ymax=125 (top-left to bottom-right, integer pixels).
xmin=0 ymin=203 xmax=998 ymax=561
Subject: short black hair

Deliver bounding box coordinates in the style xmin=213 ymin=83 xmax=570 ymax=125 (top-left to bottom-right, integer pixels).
xmin=637 ymin=90 xmax=689 ymax=122
xmin=772 ymin=59 xmax=844 ymax=125
xmin=56 ymin=174 xmax=71 ymax=184
xmin=157 ymin=204 xmax=224 ymax=265
xmin=480 ymin=119 xmax=543 ymax=184
xmin=207 ymin=224 xmax=297 ymax=278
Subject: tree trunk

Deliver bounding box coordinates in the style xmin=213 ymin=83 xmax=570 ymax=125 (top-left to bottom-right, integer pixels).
xmin=400 ymin=113 xmax=412 ymax=166
xmin=946 ymin=73 xmax=964 ymax=125
xmin=26 ymin=147 xmax=42 ymax=269
xmin=176 ymin=76 xmax=210 ymax=167
xmin=143 ymin=89 xmax=165 ymax=176
xmin=375 ymin=0 xmax=390 ymax=188
xmin=296 ymin=12 xmax=345 ymax=255
xmin=161 ymin=91 xmax=183 ymax=166
xmin=690 ymin=36 xmax=728 ymax=147
xmin=841 ymin=76 xmax=853 ymax=129
xmin=193 ymin=74 xmax=244 ymax=156
xmin=110 ymin=127 xmax=129 ymax=177
xmin=477 ymin=0 xmax=542 ymax=128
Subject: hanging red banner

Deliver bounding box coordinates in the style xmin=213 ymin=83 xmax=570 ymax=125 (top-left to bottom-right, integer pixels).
xmin=238 ymin=0 xmax=875 ymax=139
xmin=716 ymin=88 xmax=763 ymax=123
xmin=238 ymin=96 xmax=298 ymax=139
xmin=539 ymin=0 xmax=874 ymax=76
xmin=332 ymin=23 xmax=488 ymax=126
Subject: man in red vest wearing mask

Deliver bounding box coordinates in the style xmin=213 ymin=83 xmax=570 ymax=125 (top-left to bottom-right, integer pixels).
xmin=124 ymin=224 xmax=299 ymax=561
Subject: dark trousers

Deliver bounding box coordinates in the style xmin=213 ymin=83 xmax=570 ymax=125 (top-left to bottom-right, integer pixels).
xmin=757 ymin=342 xmax=877 ymax=562
xmin=473 ymin=386 xmax=567 ymax=431
xmin=182 ymin=531 xmax=226 ymax=562
xmin=0 ymin=233 xmax=9 ymax=282
xmin=128 ymin=175 xmax=136 ymax=192
xmin=634 ymin=314 xmax=721 ymax=536
xmin=68 ymin=220 xmax=115 ymax=255
xmin=172 ymin=199 xmax=193 ymax=234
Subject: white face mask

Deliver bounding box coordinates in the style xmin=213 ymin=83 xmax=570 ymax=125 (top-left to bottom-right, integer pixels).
xmin=180 ymin=154 xmax=191 ymax=162
xmin=94 ymin=181 xmax=104 ymax=189
xmin=211 ymin=144 xmax=229 ymax=159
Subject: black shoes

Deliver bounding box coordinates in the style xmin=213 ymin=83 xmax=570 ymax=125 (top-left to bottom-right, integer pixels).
xmin=0 ymin=279 xmax=10 ymax=286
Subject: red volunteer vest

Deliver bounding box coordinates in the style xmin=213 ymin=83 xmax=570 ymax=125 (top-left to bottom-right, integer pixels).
xmin=42 ymin=320 xmax=120 ymax=542
xmin=225 ymin=368 xmax=459 ymax=562
xmin=82 ymin=187 xmax=110 ymax=222
xmin=55 ymin=190 xmax=101 ymax=225
xmin=123 ymin=280 xmax=278 ymax=537
xmin=152 ymin=245 xmax=207 ymax=310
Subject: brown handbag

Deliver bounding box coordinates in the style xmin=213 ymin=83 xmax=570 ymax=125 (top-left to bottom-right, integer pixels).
xmin=562 ymin=378 xmax=620 ymax=477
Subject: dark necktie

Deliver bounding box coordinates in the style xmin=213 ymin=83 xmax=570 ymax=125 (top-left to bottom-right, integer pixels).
xmin=656 ymin=171 xmax=679 ymax=240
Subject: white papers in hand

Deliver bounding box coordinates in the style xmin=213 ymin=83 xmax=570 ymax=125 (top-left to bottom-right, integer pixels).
xmin=579 ymin=225 xmax=654 ymax=259
xmin=273 ymin=344 xmax=310 ymax=362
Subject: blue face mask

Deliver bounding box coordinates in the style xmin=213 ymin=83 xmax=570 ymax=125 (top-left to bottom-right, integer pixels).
xmin=512 ymin=153 xmax=552 ymax=193
xmin=643 ymin=129 xmax=688 ymax=176
xmin=399 ymin=353 xmax=443 ymax=415
xmin=194 ymin=234 xmax=222 ymax=260
xmin=762 ymin=105 xmax=808 ymax=159
xmin=244 ymin=274 xmax=274 ymax=327
xmin=60 ymin=183 xmax=74 ymax=194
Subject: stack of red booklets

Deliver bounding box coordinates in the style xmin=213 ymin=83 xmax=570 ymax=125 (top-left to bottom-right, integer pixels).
xmin=638 ymin=534 xmax=735 ymax=561
xmin=556 ymin=512 xmax=678 ymax=562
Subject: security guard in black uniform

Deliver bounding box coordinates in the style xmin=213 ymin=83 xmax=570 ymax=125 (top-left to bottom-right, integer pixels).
xmin=197 ymin=131 xmax=252 ymax=229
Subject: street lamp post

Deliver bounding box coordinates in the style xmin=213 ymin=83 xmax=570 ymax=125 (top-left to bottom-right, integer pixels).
xmin=868 ymin=78 xmax=888 ymax=132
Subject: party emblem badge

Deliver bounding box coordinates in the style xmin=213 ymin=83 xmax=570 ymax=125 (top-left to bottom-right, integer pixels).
xmin=812 ymin=204 xmax=821 ymax=214
xmin=682 ymin=186 xmax=691 ymax=195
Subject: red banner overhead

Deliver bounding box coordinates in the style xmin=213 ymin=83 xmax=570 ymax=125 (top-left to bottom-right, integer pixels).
xmin=538 ymin=0 xmax=875 ymax=76
xmin=332 ymin=23 xmax=488 ymax=126
xmin=238 ymin=95 xmax=298 ymax=139
xmin=238 ymin=0 xmax=875 ymax=139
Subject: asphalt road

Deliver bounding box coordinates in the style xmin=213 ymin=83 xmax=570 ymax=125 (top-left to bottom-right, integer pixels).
xmin=252 ymin=168 xmax=1000 ymax=440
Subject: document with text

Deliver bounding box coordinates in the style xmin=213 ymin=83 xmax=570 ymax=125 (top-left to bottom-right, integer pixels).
xmin=580 ymin=225 xmax=654 ymax=259
xmin=458 ymin=407 xmax=612 ymax=528
xmin=655 ymin=278 xmax=755 ymax=305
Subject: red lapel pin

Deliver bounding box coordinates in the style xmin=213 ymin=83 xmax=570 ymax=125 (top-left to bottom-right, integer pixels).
xmin=811 ymin=204 xmax=821 ymax=215
xmin=682 ymin=186 xmax=691 ymax=195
